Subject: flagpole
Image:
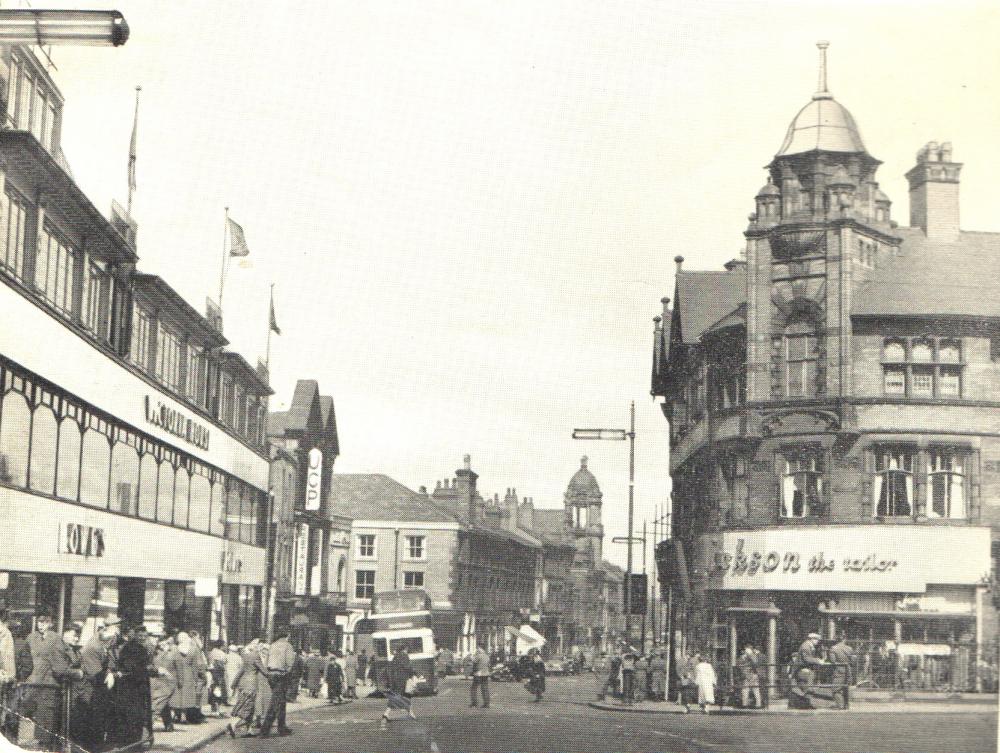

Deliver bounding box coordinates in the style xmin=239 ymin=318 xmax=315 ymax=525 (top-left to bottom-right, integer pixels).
xmin=218 ymin=206 xmax=229 ymax=306
xmin=127 ymin=85 xmax=140 ymax=216
xmin=265 ymin=283 xmax=275 ymax=368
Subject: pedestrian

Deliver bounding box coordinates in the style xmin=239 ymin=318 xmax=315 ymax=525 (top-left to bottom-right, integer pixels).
xmin=649 ymin=650 xmax=667 ymax=702
xmin=24 ymin=611 xmax=72 ymax=750
xmin=358 ymin=648 xmax=369 ymax=686
xmin=226 ymin=641 xmax=261 ymax=739
xmin=257 ymin=626 xmax=296 ymax=738
xmin=77 ymin=616 xmax=119 ymax=750
xmin=343 ymin=649 xmax=358 ymax=699
xmin=208 ymin=641 xmax=229 ymax=713
xmin=620 ymin=649 xmax=636 ymax=705
xmin=108 ymin=624 xmax=159 ymax=748
xmin=597 ymin=650 xmax=621 ymax=701
xmin=252 ymin=643 xmax=272 ymax=728
xmin=225 ymin=644 xmax=243 ymax=698
xmin=526 ymin=649 xmax=546 ymax=702
xmin=828 ymin=632 xmax=855 ymax=710
xmin=634 ymin=653 xmax=649 ymax=702
xmin=58 ymin=626 xmax=86 ymax=748
xmin=171 ymin=632 xmax=200 ymax=724
xmin=468 ymin=645 xmax=491 ymax=709
xmin=0 ymin=607 xmax=15 ymax=739
xmin=738 ymin=644 xmax=763 ymax=709
xmin=326 ymin=653 xmax=345 ymax=704
xmin=151 ymin=636 xmax=180 ymax=733
xmin=380 ymin=647 xmax=415 ymax=729
xmin=189 ymin=630 xmax=210 ymax=717
xmin=305 ymin=649 xmax=326 ymax=698
xmin=789 ymin=632 xmax=825 ymax=710
xmin=693 ymin=653 xmax=717 ymax=714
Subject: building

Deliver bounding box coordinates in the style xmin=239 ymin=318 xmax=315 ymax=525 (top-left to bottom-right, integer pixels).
xmin=0 ymin=44 xmax=271 ymax=644
xmin=518 ymin=457 xmax=625 ymax=654
xmin=651 ymin=45 xmax=998 ymax=692
xmin=267 ymin=379 xmax=347 ymax=649
xmin=330 ymin=456 xmax=543 ymax=655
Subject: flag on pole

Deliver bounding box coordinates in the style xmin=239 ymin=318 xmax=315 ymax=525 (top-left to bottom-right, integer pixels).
xmin=269 ymin=287 xmax=281 ymax=335
xmin=227 ymin=217 xmax=250 ymax=257
xmin=128 ymin=89 xmax=138 ymax=193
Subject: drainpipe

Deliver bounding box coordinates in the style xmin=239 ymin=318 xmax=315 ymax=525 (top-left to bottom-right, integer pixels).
xmin=393 ymin=528 xmax=401 ymax=589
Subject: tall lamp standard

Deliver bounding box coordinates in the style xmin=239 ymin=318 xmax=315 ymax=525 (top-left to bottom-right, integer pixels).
xmin=573 ymin=401 xmax=637 ymax=643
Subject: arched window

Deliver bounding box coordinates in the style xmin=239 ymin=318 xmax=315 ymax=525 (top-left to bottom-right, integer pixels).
xmin=29 ymin=405 xmax=57 ymax=495
xmin=874 ymin=449 xmax=913 ymax=517
xmin=80 ymin=428 xmax=110 ymax=507
xmin=784 ymin=320 xmax=818 ymax=397
xmin=0 ymin=391 xmax=30 ymax=486
xmin=174 ymin=463 xmax=190 ymax=528
xmin=110 ymin=440 xmax=139 ymax=515
xmin=210 ymin=479 xmax=226 ymax=537
xmin=911 ymin=339 xmax=933 ymax=363
xmin=938 ymin=339 xmax=961 ymax=364
xmin=189 ymin=470 xmax=212 ymax=533
xmin=56 ymin=416 xmax=81 ymax=500
xmin=157 ymin=459 xmax=175 ymax=524
xmin=883 ymin=339 xmax=906 ymax=362
xmin=138 ymin=452 xmax=158 ymax=519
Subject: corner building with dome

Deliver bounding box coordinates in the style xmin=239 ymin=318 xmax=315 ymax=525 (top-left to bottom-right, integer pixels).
xmin=651 ymin=44 xmax=999 ymax=693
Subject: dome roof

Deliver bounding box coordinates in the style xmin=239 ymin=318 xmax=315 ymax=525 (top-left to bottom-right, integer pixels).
xmin=565 ymin=456 xmax=602 ymax=506
xmin=756 ymin=178 xmax=780 ymax=197
xmin=776 ymin=94 xmax=866 ymax=158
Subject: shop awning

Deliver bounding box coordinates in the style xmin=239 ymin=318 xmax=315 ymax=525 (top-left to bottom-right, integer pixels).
xmin=506 ymin=624 xmax=546 ymax=654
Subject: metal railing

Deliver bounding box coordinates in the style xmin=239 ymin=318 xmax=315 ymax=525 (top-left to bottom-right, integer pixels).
xmin=2 ymin=679 xmax=82 ymax=753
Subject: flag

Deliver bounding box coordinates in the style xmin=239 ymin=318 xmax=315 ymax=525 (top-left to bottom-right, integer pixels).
xmin=228 ymin=217 xmax=250 ymax=257
xmin=128 ymin=89 xmax=139 ymax=193
xmin=269 ymin=288 xmax=281 ymax=335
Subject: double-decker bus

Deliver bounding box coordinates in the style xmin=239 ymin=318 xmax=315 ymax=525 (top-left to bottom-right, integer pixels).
xmin=354 ymin=589 xmax=438 ymax=696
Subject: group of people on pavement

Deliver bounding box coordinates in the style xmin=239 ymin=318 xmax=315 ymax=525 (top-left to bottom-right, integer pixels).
xmin=597 ymin=645 xmax=670 ymax=705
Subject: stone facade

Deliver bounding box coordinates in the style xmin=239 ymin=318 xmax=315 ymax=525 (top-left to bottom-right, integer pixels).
xmin=652 ymin=45 xmax=999 ymax=692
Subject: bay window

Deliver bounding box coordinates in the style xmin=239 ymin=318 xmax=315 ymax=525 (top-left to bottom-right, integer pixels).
xmin=874 ymin=449 xmax=914 ymax=517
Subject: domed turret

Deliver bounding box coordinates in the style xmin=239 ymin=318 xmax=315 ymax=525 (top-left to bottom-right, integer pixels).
xmin=567 ymin=455 xmax=601 ymax=501
xmin=564 ymin=456 xmax=603 ymax=560
xmin=775 ymin=42 xmax=867 ymax=158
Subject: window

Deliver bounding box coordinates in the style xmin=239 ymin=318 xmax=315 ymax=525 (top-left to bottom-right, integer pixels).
xmin=357 ymin=534 xmax=376 ymax=559
xmin=781 ymin=454 xmax=824 ymax=518
xmin=34 ymin=226 xmax=75 ymax=316
xmin=80 ymin=428 xmax=110 ymax=508
xmin=784 ymin=322 xmax=819 ymax=397
xmin=874 ymin=449 xmax=914 ymax=517
xmin=406 ymin=535 xmax=425 ymax=560
xmin=220 ymin=375 xmax=234 ymax=426
xmin=189 ymin=468 xmax=212 ymax=533
xmin=234 ymin=384 xmax=246 ymax=435
xmin=56 ymin=416 xmax=81 ymax=501
xmin=0 ymin=391 xmax=30 ymax=487
xmin=0 ymin=189 xmax=28 ymax=280
xmin=130 ymin=305 xmax=152 ymax=370
xmin=186 ymin=345 xmax=207 ymax=406
xmin=155 ymin=324 xmax=183 ymax=392
xmin=355 ymin=570 xmax=375 ymax=599
xmin=403 ymin=571 xmax=425 ymax=589
xmin=110 ymin=439 xmax=139 ymax=516
xmin=882 ymin=337 xmax=963 ymax=398
xmin=6 ymin=54 xmax=60 ymax=153
xmin=928 ymin=451 xmax=965 ymax=519
xmin=28 ymin=405 xmax=57 ymax=495
xmin=138 ymin=453 xmax=158 ymax=519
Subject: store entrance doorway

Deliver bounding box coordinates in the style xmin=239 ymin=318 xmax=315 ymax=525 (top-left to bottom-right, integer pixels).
xmin=773 ymin=592 xmax=825 ymax=664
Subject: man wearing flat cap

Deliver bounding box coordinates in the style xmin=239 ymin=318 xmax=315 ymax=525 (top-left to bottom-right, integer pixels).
xmin=789 ymin=632 xmax=826 ymax=709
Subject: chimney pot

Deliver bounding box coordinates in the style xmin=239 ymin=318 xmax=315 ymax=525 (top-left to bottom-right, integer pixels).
xmin=463 ymin=454 xmax=471 ymax=471
xmin=674 ymin=255 xmax=684 ymax=272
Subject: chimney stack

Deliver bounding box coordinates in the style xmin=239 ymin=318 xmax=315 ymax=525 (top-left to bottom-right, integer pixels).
xmin=454 ymin=453 xmax=479 ymax=524
xmin=906 ymin=141 xmax=962 ymax=241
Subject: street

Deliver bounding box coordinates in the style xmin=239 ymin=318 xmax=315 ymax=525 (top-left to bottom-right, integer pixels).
xmin=193 ymin=675 xmax=997 ymax=753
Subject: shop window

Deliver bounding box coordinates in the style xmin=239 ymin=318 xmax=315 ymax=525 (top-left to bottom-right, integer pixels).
xmin=55 ymin=416 xmax=81 ymax=500
xmin=157 ymin=460 xmax=175 ymax=523
xmin=210 ymin=479 xmax=226 ymax=537
xmin=357 ymin=534 xmax=376 ymax=559
xmin=189 ymin=471 xmax=212 ymax=532
xmin=110 ymin=441 xmax=139 ymax=516
xmin=781 ymin=453 xmax=824 ymax=518
xmin=28 ymin=405 xmax=57 ymax=495
xmin=874 ymin=449 xmax=914 ymax=517
xmin=784 ymin=321 xmax=819 ymax=398
xmin=0 ymin=390 xmax=30 ymax=486
xmin=929 ymin=451 xmax=966 ymax=519
xmin=80 ymin=429 xmax=110 ymax=508
xmin=356 ymin=570 xmax=375 ymax=599
xmin=0 ymin=188 xmax=28 ymax=280
xmin=174 ymin=463 xmax=191 ymax=528
xmin=137 ymin=452 xmax=158 ymax=519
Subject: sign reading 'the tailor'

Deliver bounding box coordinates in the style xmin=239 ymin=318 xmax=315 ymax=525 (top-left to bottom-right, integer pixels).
xmin=60 ymin=523 xmax=105 ymax=557
xmin=144 ymin=396 xmax=210 ymax=450
xmin=700 ymin=526 xmax=991 ymax=594
xmin=305 ymin=448 xmax=322 ymax=511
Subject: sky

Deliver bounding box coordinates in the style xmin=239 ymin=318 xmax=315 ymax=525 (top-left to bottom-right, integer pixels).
xmin=36 ymin=0 xmax=1000 ymax=571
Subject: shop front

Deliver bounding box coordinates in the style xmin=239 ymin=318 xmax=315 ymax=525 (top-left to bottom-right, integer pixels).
xmin=695 ymin=526 xmax=992 ymax=692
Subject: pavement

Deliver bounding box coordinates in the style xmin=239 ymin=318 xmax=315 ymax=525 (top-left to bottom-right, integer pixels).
xmin=183 ymin=674 xmax=998 ymax=753
xmin=588 ymin=695 xmax=998 ymax=715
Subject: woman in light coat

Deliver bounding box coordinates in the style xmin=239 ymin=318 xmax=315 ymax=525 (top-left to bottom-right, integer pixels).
xmin=343 ymin=650 xmax=358 ymax=699
xmin=170 ymin=633 xmax=200 ymax=723
xmin=693 ymin=653 xmax=717 ymax=714
xmin=151 ymin=637 xmax=181 ymax=731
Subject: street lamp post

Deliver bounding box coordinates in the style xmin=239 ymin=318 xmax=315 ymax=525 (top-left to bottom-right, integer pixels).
xmin=573 ymin=401 xmax=636 ymax=643
xmin=0 ymin=9 xmax=129 ymax=46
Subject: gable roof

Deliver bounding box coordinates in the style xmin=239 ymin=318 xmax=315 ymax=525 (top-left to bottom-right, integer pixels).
xmin=853 ymin=227 xmax=1000 ymax=319
xmin=674 ymin=270 xmax=747 ymax=344
xmin=328 ymin=474 xmax=458 ymax=523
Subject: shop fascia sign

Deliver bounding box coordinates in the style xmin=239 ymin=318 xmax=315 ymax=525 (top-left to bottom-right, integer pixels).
xmin=294 ymin=523 xmax=310 ymax=596
xmin=145 ymin=396 xmax=210 ymax=450
xmin=59 ymin=523 xmax=105 ymax=558
xmin=713 ymin=537 xmax=898 ymax=578
xmin=305 ymin=448 xmax=322 ymax=511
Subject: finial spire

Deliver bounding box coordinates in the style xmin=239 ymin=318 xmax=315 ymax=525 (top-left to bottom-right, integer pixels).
xmin=814 ymin=41 xmax=831 ymax=100
xmin=581 ymin=455 xmax=588 ymax=469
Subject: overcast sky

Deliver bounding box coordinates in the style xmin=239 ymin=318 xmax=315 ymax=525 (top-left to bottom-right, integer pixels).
xmin=43 ymin=0 xmax=1000 ymax=570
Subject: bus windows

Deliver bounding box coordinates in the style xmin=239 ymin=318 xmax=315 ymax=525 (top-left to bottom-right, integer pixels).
xmin=389 ymin=636 xmax=424 ymax=656
xmin=374 ymin=638 xmax=388 ymax=659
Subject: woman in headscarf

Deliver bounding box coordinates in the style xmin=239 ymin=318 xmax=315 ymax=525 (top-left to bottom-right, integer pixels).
xmin=252 ymin=642 xmax=272 ymax=727
xmin=171 ymin=632 xmax=202 ymax=724
xmin=226 ymin=640 xmax=260 ymax=739
xmin=151 ymin=636 xmax=181 ymax=732
xmin=380 ymin=647 xmax=415 ymax=729
xmin=343 ymin=650 xmax=358 ymax=699
xmin=305 ymin=649 xmax=326 ymax=698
